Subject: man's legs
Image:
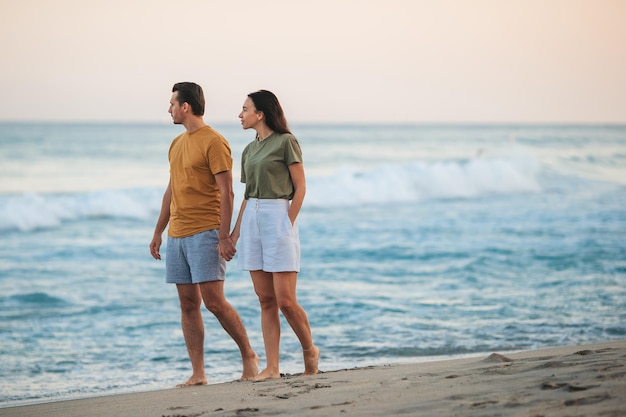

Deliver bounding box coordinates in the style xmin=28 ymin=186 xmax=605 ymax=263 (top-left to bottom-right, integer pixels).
xmin=199 ymin=280 xmax=259 ymax=380
xmin=176 ymin=283 xmax=208 ymax=387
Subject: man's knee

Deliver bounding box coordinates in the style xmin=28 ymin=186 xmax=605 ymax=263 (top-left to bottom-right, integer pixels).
xmin=203 ymin=297 xmax=229 ymax=315
xmin=200 ymin=284 xmax=228 ymax=315
xmin=178 ymin=289 xmax=202 ymax=314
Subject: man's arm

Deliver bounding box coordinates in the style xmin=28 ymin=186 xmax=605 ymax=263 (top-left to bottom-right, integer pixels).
xmin=149 ymin=178 xmax=172 ymax=260
xmin=214 ymin=170 xmax=236 ymax=261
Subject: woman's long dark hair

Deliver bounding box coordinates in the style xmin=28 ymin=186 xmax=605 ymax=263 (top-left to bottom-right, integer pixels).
xmin=248 ymin=90 xmax=291 ymax=134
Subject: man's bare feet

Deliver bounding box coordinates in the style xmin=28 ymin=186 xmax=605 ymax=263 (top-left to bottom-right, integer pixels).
xmin=240 ymin=354 xmax=260 ymax=380
xmin=303 ymin=345 xmax=320 ymax=375
xmin=253 ymin=367 xmax=281 ymax=381
xmin=176 ymin=376 xmax=208 ymax=388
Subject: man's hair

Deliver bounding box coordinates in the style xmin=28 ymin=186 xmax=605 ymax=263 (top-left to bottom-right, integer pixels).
xmin=248 ymin=90 xmax=290 ymax=134
xmin=172 ymin=82 xmax=205 ymax=116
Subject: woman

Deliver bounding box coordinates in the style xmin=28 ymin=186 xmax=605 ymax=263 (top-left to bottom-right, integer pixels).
xmin=231 ymin=90 xmax=319 ymax=380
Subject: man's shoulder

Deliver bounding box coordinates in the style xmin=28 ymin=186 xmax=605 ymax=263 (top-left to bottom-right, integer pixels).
xmin=199 ymin=126 xmax=231 ymax=148
xmin=200 ymin=125 xmax=227 ymax=140
xmin=169 ymin=132 xmax=186 ymax=154
xmin=171 ymin=131 xmax=186 ymax=143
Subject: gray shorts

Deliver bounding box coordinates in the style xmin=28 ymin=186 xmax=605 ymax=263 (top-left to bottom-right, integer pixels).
xmin=166 ymin=229 xmax=226 ymax=284
xmin=238 ymin=198 xmax=300 ymax=272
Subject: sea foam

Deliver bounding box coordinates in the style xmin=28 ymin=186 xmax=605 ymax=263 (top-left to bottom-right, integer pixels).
xmin=305 ymin=153 xmax=541 ymax=207
xmin=0 ymin=155 xmax=542 ymax=232
xmin=0 ymin=188 xmax=162 ymax=232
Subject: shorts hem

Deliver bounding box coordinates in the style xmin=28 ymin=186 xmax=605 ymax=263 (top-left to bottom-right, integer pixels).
xmin=166 ymin=276 xmax=225 ymax=284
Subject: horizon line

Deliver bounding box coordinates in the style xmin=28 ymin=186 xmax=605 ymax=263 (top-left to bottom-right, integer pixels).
xmin=1 ymin=119 xmax=626 ymax=127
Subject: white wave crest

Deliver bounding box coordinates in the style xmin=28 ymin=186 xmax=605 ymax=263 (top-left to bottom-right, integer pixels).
xmin=0 ymin=188 xmax=162 ymax=232
xmin=1 ymin=154 xmax=542 ymax=232
xmin=305 ymin=154 xmax=542 ymax=207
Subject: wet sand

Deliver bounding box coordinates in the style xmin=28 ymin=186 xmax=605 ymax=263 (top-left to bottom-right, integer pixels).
xmin=2 ymin=340 xmax=625 ymax=416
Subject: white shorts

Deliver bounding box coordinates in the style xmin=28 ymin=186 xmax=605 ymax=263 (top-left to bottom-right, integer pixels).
xmin=238 ymin=198 xmax=300 ymax=272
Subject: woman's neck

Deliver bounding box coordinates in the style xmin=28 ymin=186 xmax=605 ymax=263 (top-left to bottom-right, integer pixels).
xmin=256 ymin=126 xmax=274 ymax=141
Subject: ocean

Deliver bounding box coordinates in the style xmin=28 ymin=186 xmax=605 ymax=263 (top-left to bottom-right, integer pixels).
xmin=1 ymin=122 xmax=625 ymax=407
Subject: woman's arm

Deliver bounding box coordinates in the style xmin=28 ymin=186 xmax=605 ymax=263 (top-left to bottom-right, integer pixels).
xmin=288 ymin=162 xmax=306 ymax=225
xmin=230 ymin=198 xmax=248 ymax=245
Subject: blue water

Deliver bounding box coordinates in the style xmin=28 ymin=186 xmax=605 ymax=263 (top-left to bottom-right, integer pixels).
xmin=1 ymin=122 xmax=625 ymax=407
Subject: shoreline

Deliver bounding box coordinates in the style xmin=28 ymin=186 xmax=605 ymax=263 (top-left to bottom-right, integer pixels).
xmin=2 ymin=340 xmax=625 ymax=416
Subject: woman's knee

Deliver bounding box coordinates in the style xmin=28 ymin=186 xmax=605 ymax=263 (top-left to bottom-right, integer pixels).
xmin=256 ymin=292 xmax=278 ymax=311
xmin=253 ymin=284 xmax=277 ymax=309
xmin=276 ymin=296 xmax=299 ymax=316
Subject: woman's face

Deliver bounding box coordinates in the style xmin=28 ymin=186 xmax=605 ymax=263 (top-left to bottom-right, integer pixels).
xmin=239 ymin=97 xmax=262 ymax=130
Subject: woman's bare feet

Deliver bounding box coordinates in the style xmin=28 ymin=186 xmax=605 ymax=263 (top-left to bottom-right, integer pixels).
xmin=253 ymin=367 xmax=281 ymax=381
xmin=240 ymin=354 xmax=260 ymax=380
xmin=176 ymin=376 xmax=208 ymax=388
xmin=303 ymin=345 xmax=320 ymax=375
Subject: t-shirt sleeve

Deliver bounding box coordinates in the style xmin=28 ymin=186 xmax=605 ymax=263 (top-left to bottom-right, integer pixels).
xmin=207 ymin=137 xmax=233 ymax=175
xmin=168 ymin=134 xmax=183 ymax=167
xmin=284 ymin=135 xmax=303 ymax=166
xmin=240 ymin=144 xmax=249 ymax=183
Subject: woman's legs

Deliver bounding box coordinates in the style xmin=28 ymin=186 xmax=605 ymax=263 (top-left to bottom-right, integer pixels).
xmin=244 ymin=199 xmax=318 ymax=378
xmin=251 ymin=270 xmax=319 ymax=379
xmin=273 ymin=271 xmax=319 ymax=375
xmin=251 ymin=270 xmax=282 ymax=380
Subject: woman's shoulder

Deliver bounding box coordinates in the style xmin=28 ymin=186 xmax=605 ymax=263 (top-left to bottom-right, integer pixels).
xmin=242 ymin=140 xmax=255 ymax=154
xmin=274 ymin=132 xmax=299 ymax=144
xmin=275 ymin=132 xmax=302 ymax=158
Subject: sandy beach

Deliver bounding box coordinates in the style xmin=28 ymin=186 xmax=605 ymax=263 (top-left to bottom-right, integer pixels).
xmin=2 ymin=340 xmax=624 ymax=417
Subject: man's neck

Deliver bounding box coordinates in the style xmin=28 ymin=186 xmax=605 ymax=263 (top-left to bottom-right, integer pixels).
xmin=183 ymin=115 xmax=206 ymax=133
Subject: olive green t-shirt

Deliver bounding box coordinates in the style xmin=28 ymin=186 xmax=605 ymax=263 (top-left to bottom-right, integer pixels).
xmin=240 ymin=132 xmax=302 ymax=199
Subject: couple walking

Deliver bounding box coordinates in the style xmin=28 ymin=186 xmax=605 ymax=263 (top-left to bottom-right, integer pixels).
xmin=149 ymin=82 xmax=319 ymax=385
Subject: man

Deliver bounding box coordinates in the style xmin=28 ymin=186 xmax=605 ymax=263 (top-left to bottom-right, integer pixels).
xmin=150 ymin=82 xmax=258 ymax=386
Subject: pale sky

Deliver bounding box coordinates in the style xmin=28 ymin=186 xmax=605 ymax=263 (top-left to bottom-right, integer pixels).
xmin=1 ymin=0 xmax=625 ymax=123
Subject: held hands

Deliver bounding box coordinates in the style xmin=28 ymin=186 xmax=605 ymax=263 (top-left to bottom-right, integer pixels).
xmin=218 ymin=236 xmax=237 ymax=261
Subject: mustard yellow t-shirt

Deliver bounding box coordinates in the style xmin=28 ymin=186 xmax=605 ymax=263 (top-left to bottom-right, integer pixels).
xmin=168 ymin=125 xmax=232 ymax=238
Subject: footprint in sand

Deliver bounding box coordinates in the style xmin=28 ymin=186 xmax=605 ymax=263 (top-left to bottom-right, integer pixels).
xmin=564 ymin=394 xmax=610 ymax=406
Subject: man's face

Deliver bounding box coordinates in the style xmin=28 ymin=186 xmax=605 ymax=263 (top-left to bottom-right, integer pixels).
xmin=168 ymin=92 xmax=184 ymax=124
